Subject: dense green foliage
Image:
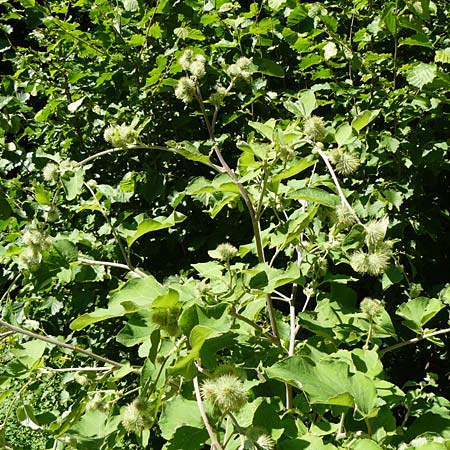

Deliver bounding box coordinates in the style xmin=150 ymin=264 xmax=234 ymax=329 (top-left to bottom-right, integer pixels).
xmin=1 ymin=0 xmax=450 ymax=448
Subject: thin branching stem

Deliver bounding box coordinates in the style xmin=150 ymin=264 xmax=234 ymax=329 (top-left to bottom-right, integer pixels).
xmin=84 ymin=182 xmax=133 ymax=270
xmin=379 ymin=327 xmax=450 ymax=356
xmin=315 ymin=147 xmax=362 ymax=225
xmin=193 ymin=376 xmax=224 ymax=450
xmin=194 ymin=83 xmax=280 ymax=345
xmin=78 ymin=257 xmax=146 ymax=278
xmin=76 ymin=145 xmax=222 ymax=172
xmin=0 ymin=319 xmax=123 ymax=368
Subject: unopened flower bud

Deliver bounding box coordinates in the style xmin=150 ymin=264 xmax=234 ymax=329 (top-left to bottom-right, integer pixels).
xmin=209 ymin=243 xmax=239 ymax=261
xmin=227 ymin=57 xmax=255 ymax=80
xmin=335 ymin=203 xmax=357 ymax=227
xmin=303 ymin=116 xmax=328 ymax=142
xmin=201 ymin=374 xmax=248 ymax=413
xmin=329 ymin=148 xmax=360 ymax=175
xmin=43 ymin=163 xmax=59 ymax=183
xmin=364 ymin=216 xmax=389 ymax=247
xmin=175 ymin=76 xmax=196 ymax=103
xmin=209 ymin=86 xmax=227 ymax=107
xmin=121 ymin=398 xmax=153 ymax=433
xmin=103 ymin=124 xmax=138 ymax=147
xmin=360 ymin=297 xmax=385 ymax=320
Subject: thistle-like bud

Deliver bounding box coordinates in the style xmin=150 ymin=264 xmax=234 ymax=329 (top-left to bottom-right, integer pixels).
xmin=350 ymin=250 xmax=369 ymax=274
xmin=364 ymin=216 xmax=389 ymax=247
xmin=226 ymin=57 xmax=255 ymax=80
xmin=335 ymin=203 xmax=357 ymax=227
xmin=209 ymin=243 xmax=239 ymax=262
xmin=360 ymin=297 xmax=385 ymax=320
xmin=175 ymin=76 xmax=196 ymax=103
xmin=209 ymin=85 xmax=227 ymax=107
xmin=244 ymin=428 xmax=275 ymax=450
xmin=85 ymin=392 xmax=104 ymax=411
xmin=22 ymin=229 xmax=52 ymax=252
xmin=179 ymin=49 xmax=195 ymax=70
xmin=200 ymin=374 xmax=248 ymax=413
xmin=179 ymin=50 xmax=206 ymax=79
xmin=329 ymin=148 xmax=360 ymax=175
xmin=190 ymin=60 xmax=206 ymax=79
xmin=323 ymin=41 xmax=338 ymax=60
xmin=303 ymin=116 xmax=328 ymax=142
xmin=366 ymin=245 xmax=391 ymax=276
xmin=121 ymin=398 xmax=153 ymax=433
xmin=256 ymin=434 xmax=275 ymax=450
xmin=43 ymin=163 xmax=59 ymax=183
xmin=59 ymin=159 xmax=77 ymax=175
xmin=350 ymin=244 xmax=392 ymax=276
xmin=18 ymin=247 xmax=42 ymax=271
xmin=103 ymin=124 xmax=139 ymax=148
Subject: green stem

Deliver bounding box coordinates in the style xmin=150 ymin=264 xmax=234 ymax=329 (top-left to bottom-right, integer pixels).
xmin=316 ymin=147 xmax=362 ymax=225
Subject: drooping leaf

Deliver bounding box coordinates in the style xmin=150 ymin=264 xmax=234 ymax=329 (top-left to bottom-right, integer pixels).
xmin=284 ymin=90 xmax=317 ymax=118
xmin=61 ymin=169 xmax=85 ymax=201
xmin=287 ymin=187 xmax=339 ymax=207
xmin=335 ymin=122 xmax=354 ymax=147
xmin=126 ymin=211 xmax=186 ymax=247
xmin=396 ymin=297 xmax=445 ymax=333
xmin=70 ymin=276 xmax=166 ymax=330
xmin=351 ymin=110 xmax=380 ymax=132
xmin=266 ymin=354 xmax=377 ymax=418
xmin=253 ymin=57 xmax=285 ymax=78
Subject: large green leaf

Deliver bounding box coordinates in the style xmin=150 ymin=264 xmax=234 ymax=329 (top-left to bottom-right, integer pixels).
xmin=245 ymin=262 xmax=301 ymax=293
xmin=116 ymin=310 xmax=158 ymax=347
xmin=335 ymin=122 xmax=355 ymax=147
xmin=159 ymin=396 xmax=204 ymax=440
xmin=284 ymin=90 xmax=317 ymax=118
xmin=61 ymin=169 xmax=85 ymax=201
xmin=287 ymin=187 xmax=339 ymax=207
xmin=70 ymin=276 xmax=167 ymax=330
xmin=266 ymin=355 xmax=377 ymax=418
xmin=406 ymin=63 xmax=437 ymax=89
xmin=126 ymin=211 xmax=186 ymax=247
xmin=253 ymin=57 xmax=285 ymax=78
xmin=351 ymin=110 xmax=380 ymax=132
xmin=396 ymin=297 xmax=445 ymax=333
xmin=186 ymin=173 xmax=239 ymax=195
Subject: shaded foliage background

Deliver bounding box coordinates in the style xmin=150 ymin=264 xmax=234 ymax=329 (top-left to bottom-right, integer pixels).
xmin=1 ymin=0 xmax=449 ymax=449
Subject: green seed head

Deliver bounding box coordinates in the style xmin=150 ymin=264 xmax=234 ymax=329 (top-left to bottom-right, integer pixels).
xmin=360 ymin=297 xmax=385 ymax=320
xmin=303 ymin=116 xmax=328 ymax=142
xmin=330 ymin=148 xmax=360 ymax=175
xmin=175 ymin=76 xmax=196 ymax=103
xmin=201 ymin=374 xmax=248 ymax=413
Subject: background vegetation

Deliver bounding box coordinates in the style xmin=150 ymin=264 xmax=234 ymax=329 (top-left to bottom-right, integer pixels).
xmin=1 ymin=0 xmax=449 ymax=449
